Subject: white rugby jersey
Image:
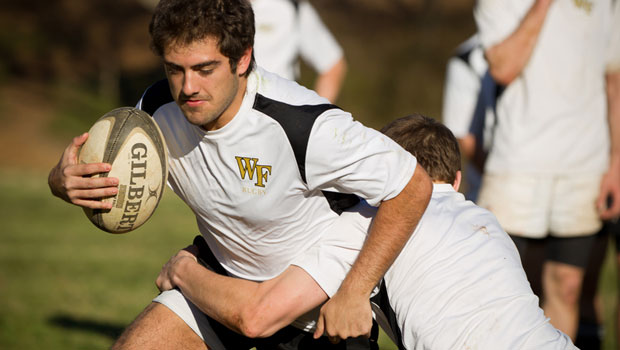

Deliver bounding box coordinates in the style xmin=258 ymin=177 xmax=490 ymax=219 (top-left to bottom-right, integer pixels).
xmin=252 ymin=0 xmax=343 ymax=80
xmin=607 ymin=0 xmax=620 ymax=71
xmin=312 ymin=184 xmax=575 ymax=348
xmin=385 ymin=184 xmax=575 ymax=349
xmin=137 ymin=67 xmax=416 ymax=281
xmin=475 ymin=0 xmax=618 ymax=175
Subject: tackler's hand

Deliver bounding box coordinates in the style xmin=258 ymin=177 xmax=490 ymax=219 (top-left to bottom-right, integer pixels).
xmin=156 ymin=245 xmax=199 ymax=292
xmin=598 ymin=158 xmax=620 ymax=220
xmin=313 ymin=288 xmax=372 ymax=343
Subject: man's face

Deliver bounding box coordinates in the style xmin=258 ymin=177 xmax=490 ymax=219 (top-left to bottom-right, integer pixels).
xmin=163 ymin=37 xmax=247 ymax=131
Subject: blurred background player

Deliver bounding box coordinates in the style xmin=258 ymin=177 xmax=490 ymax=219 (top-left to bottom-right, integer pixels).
xmin=603 ymin=1 xmax=620 ymax=347
xmin=252 ymin=0 xmax=347 ymax=103
xmin=441 ymin=34 xmax=499 ymax=202
xmin=474 ymin=0 xmax=620 ymax=341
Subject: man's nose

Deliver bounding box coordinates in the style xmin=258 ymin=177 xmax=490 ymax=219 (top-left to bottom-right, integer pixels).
xmin=182 ymin=72 xmax=199 ymax=96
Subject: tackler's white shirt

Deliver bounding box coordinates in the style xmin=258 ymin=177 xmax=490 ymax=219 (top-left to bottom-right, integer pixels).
xmin=310 ymin=184 xmax=576 ymax=349
xmin=386 ymin=184 xmax=575 ymax=349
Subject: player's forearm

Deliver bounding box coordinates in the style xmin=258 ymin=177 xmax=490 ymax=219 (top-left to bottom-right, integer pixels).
xmin=171 ymin=258 xmax=262 ymax=335
xmin=485 ymin=0 xmax=553 ymax=85
xmin=597 ymin=71 xmax=620 ymax=219
xmin=314 ymin=58 xmax=347 ymax=103
xmin=171 ymin=260 xmax=324 ymax=338
xmin=338 ymin=164 xmax=432 ymax=297
xmin=607 ymin=71 xmax=620 ymax=162
xmin=457 ymin=135 xmax=476 ymax=160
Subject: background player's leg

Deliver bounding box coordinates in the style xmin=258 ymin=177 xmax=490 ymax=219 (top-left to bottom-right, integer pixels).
xmin=542 ymin=234 xmax=596 ymax=340
xmin=575 ymin=226 xmax=609 ymax=349
xmin=542 ymin=261 xmax=584 ymax=339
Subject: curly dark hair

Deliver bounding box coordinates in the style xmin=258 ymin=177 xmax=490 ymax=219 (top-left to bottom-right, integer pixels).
xmin=149 ymin=0 xmax=256 ymax=77
xmin=381 ymin=114 xmax=461 ymax=184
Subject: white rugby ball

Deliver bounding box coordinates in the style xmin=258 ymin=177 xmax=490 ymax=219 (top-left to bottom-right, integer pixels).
xmin=78 ymin=107 xmax=168 ymax=233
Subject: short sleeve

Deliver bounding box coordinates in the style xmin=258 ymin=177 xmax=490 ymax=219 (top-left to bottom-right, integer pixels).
xmin=305 ymin=111 xmax=417 ymax=207
xmin=298 ymin=1 xmax=344 ymax=74
xmin=606 ymin=0 xmax=620 ymax=72
xmin=474 ymin=0 xmax=530 ymax=49
xmin=442 ymin=56 xmax=481 ymax=138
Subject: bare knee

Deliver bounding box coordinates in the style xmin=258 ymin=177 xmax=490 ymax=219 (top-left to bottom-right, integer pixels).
xmin=544 ymin=262 xmax=584 ymax=306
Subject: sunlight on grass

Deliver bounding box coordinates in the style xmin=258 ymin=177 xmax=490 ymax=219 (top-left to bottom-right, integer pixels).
xmin=0 ymin=169 xmax=399 ymax=349
xmin=0 ymin=169 xmax=195 ymax=348
xmin=0 ymin=169 xmax=615 ymax=349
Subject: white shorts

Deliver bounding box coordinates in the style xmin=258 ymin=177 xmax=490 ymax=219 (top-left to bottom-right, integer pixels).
xmin=154 ymin=289 xmax=210 ymax=340
xmin=477 ymin=172 xmax=603 ymax=238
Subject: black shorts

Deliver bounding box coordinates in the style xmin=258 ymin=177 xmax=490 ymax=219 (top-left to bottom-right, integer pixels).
xmin=190 ymin=235 xmax=379 ymax=350
xmin=510 ymin=234 xmax=596 ymax=268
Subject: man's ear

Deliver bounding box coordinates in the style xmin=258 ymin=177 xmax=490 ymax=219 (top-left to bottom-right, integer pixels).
xmin=237 ymin=47 xmax=253 ymax=76
xmin=452 ymin=170 xmax=462 ymax=192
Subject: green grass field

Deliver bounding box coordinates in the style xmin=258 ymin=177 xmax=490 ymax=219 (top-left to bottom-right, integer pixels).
xmin=0 ymin=169 xmax=197 ymax=349
xmin=0 ymin=168 xmax=617 ymax=349
xmin=0 ymin=169 xmax=400 ymax=349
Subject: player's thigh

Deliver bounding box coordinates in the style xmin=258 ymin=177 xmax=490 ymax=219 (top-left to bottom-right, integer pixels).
xmin=542 ymin=236 xmax=593 ymax=303
xmin=549 ymin=173 xmax=603 ymax=237
xmin=478 ymin=173 xmax=552 ymax=237
xmin=154 ymin=288 xmax=260 ymax=350
xmin=542 ymin=259 xmax=586 ymax=304
xmin=112 ymin=301 xmax=207 ymax=350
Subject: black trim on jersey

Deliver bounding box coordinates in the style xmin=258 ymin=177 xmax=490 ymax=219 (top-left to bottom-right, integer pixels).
xmin=456 ymin=48 xmax=472 ymax=66
xmin=253 ymin=93 xmax=360 ymax=214
xmin=371 ymin=281 xmax=405 ymax=350
xmin=454 ymin=46 xmax=505 ymax=97
xmin=253 ymin=93 xmax=334 ymax=183
xmin=451 ymin=46 xmax=504 ymax=170
xmin=321 ymin=191 xmax=361 ymax=215
xmin=193 ymin=235 xmax=229 ymax=276
xmin=139 ymin=79 xmax=174 ymax=116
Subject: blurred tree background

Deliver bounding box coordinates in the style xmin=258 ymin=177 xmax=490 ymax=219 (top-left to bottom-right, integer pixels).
xmin=0 ymin=0 xmax=477 ymax=171
xmin=1 ymin=1 xmax=619 ymax=349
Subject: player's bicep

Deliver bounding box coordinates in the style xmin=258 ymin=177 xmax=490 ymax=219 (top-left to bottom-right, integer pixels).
xmin=305 ymin=112 xmax=416 ymax=206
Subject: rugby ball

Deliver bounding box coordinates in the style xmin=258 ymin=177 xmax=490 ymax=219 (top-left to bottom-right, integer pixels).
xmin=78 ymin=107 xmax=168 ymax=233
